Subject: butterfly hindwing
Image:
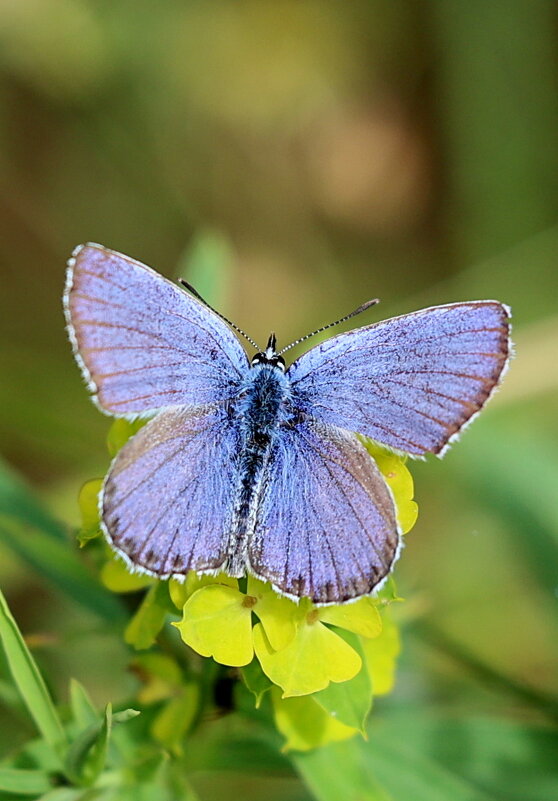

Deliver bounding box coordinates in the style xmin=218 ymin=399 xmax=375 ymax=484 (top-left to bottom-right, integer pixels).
xmin=247 ymin=417 xmax=400 ymax=604
xmin=64 ymin=244 xmax=249 ymax=416
xmin=287 ymin=301 xmax=511 ymax=456
xmin=102 ymin=405 xmax=242 ymax=577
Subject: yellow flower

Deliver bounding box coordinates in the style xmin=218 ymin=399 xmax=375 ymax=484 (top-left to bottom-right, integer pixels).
xmin=173 ymin=574 xmax=384 ymax=696
xmin=253 ymin=597 xmax=381 ymax=697
xmin=362 ymin=438 xmax=419 ymax=534
xmin=172 ymin=575 xmax=298 ymax=668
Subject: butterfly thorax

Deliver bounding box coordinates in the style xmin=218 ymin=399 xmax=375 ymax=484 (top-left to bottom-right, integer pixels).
xmin=225 ymin=364 xmax=292 ymax=575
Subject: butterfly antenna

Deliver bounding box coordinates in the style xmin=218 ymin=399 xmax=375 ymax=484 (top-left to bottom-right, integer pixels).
xmin=278 ymin=298 xmax=380 ymax=356
xmin=179 ymin=278 xmax=260 ymax=350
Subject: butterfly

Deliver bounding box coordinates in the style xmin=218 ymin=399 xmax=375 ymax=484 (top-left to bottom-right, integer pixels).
xmin=64 ymin=243 xmax=511 ymax=605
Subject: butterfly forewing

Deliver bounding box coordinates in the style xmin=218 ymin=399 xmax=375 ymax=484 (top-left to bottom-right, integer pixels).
xmin=248 ymin=418 xmax=400 ymax=605
xmin=287 ymin=301 xmax=511 ymax=456
xmin=102 ymin=405 xmax=241 ymax=576
xmin=64 ymin=244 xmax=249 ymax=415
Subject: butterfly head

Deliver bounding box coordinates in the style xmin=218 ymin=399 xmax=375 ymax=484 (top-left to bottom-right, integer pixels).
xmin=251 ymin=333 xmax=286 ymax=372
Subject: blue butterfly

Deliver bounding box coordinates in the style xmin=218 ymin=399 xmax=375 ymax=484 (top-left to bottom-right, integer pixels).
xmin=64 ymin=244 xmax=511 ymax=604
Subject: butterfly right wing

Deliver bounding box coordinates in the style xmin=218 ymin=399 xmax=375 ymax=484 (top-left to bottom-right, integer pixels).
xmin=64 ymin=243 xmax=249 ymax=416
xmin=102 ymin=405 xmax=241 ymax=577
xmin=248 ymin=417 xmax=400 ymax=605
xmin=287 ymin=301 xmax=511 ymax=456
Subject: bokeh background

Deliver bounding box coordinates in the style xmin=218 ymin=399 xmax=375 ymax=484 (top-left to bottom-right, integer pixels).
xmin=1 ymin=1 xmax=557 ymax=799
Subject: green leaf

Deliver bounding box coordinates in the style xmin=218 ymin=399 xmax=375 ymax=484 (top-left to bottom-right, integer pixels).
xmin=0 ymin=516 xmax=125 ymax=623
xmin=292 ymin=732 xmax=390 ymax=800
xmin=64 ymin=704 xmax=110 ymax=786
xmin=272 ymin=690 xmax=359 ymax=753
xmin=63 ymin=705 xmax=140 ymax=786
xmin=0 ymin=769 xmax=53 ymax=795
xmin=312 ymin=632 xmax=372 ymax=732
xmin=0 ymin=589 xmax=66 ymax=762
xmin=125 ymin=583 xmax=173 ymax=651
xmin=112 ymin=709 xmax=141 ymax=724
xmin=69 ymin=679 xmax=98 ymax=730
xmin=241 ymin=659 xmax=273 ymax=708
xmin=0 ymin=457 xmax=66 ymax=542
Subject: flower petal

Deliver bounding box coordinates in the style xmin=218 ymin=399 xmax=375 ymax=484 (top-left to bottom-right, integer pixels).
xmin=106 ymin=418 xmax=146 ymax=457
xmin=247 ymin=576 xmax=299 ymax=651
xmin=362 ymin=440 xmax=418 ymax=534
xmin=169 ymin=572 xmax=238 ymax=610
xmin=319 ymin=598 xmax=382 ymax=639
xmin=77 ymin=478 xmax=103 ymax=545
xmin=253 ymin=619 xmax=361 ymax=697
xmin=173 ymin=584 xmax=253 ymax=667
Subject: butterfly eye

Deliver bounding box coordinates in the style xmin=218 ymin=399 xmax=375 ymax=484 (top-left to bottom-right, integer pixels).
xmin=250 ymin=353 xmax=286 ymax=371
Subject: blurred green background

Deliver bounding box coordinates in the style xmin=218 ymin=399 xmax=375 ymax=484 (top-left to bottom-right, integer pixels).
xmin=0 ymin=1 xmax=557 ymax=799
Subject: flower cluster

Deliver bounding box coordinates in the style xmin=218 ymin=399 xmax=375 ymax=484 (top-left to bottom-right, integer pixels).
xmin=79 ymin=419 xmax=417 ymax=751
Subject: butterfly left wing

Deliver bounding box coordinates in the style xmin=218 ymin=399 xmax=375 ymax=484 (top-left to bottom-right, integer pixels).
xmin=287 ymin=301 xmax=511 ymax=456
xmin=247 ymin=418 xmax=399 ymax=604
xmin=64 ymin=243 xmax=249 ymax=416
xmin=102 ymin=405 xmax=241 ymax=576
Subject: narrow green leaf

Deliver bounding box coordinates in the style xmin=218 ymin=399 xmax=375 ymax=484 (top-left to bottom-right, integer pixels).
xmin=0 ymin=516 xmax=125 ymax=623
xmin=112 ymin=708 xmax=140 ymax=724
xmin=0 ymin=458 xmax=66 ymax=542
xmin=69 ymin=679 xmax=98 ymax=730
xmin=84 ymin=704 xmax=112 ymax=785
xmin=64 ymin=703 xmax=139 ymax=788
xmin=125 ymin=583 xmax=173 ymax=650
xmin=0 ymin=589 xmax=66 ymax=762
xmin=313 ymin=631 xmax=372 ymax=732
xmin=0 ymin=769 xmax=53 ymax=795
xmin=241 ymin=659 xmax=273 ymax=708
xmin=64 ymin=704 xmax=112 ymax=786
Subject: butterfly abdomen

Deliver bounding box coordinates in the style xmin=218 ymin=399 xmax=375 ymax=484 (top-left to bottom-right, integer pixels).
xmin=225 ymin=365 xmax=291 ymax=575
